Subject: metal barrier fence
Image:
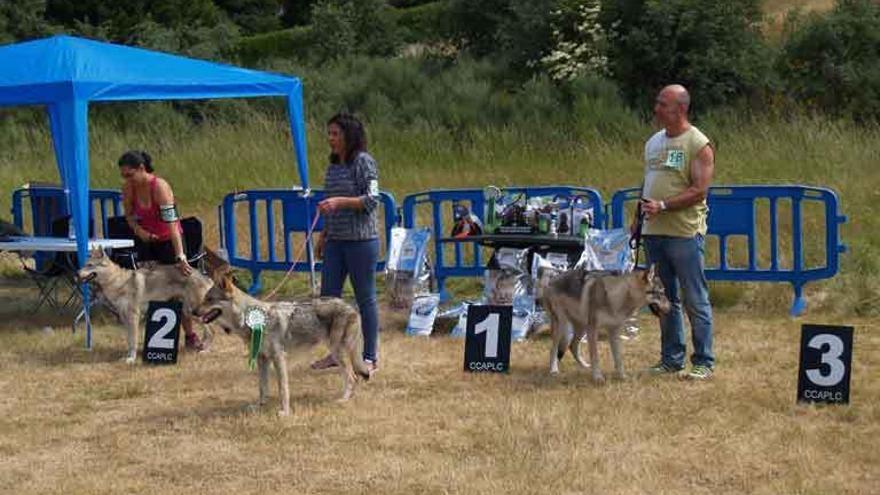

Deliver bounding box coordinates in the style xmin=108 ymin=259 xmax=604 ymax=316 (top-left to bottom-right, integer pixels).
xmin=401 ymin=186 xmax=604 ymax=301
xmin=218 ymin=189 xmax=397 ymax=294
xmin=11 ymin=184 xmax=123 ymax=268
xmin=609 ymin=185 xmax=848 ymax=316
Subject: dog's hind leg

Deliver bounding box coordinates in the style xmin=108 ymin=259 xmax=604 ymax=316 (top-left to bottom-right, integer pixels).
xmin=548 ymin=310 xmax=567 ymax=375
xmin=608 ymin=328 xmax=626 ymax=380
xmin=586 ymin=327 xmax=604 ymax=384
xmin=272 ymin=350 xmax=291 ymax=417
xmin=568 ymin=324 xmax=591 ymax=370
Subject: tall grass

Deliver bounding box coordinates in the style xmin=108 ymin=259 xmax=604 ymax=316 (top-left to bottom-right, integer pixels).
xmin=0 ymin=92 xmax=876 ymax=315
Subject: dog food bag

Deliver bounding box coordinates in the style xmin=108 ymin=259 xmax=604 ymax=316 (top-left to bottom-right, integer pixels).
xmin=406 ymin=293 xmax=441 ymax=337
xmin=386 ymin=227 xmax=432 ymax=309
xmin=576 ymin=228 xmax=634 ymax=272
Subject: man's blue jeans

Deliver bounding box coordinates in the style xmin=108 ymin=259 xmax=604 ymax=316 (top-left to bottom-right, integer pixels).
xmin=643 ymin=234 xmax=714 ymax=368
xmin=320 ymin=238 xmax=380 ymax=363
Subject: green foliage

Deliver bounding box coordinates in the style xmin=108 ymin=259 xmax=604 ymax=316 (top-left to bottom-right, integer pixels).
xmin=235 ymin=26 xmax=312 ymax=64
xmin=45 ymin=0 xmax=224 ymax=41
xmin=392 ymin=1 xmax=448 ymax=43
xmin=600 ymin=0 xmax=773 ymax=112
xmin=213 ymin=0 xmax=280 ymax=34
xmin=280 ymin=0 xmax=314 ymax=26
xmin=307 ymin=0 xmax=400 ymax=63
xmin=445 ymin=0 xmax=557 ymax=79
xmin=0 ymin=0 xmax=54 ymax=43
xmin=777 ymin=0 xmax=880 ymax=122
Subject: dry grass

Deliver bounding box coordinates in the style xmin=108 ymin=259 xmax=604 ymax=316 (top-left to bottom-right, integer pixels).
xmin=0 ymin=281 xmax=877 ymax=495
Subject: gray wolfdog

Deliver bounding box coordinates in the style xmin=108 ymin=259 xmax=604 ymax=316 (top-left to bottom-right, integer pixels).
xmin=543 ymin=265 xmax=671 ymax=383
xmin=195 ymin=257 xmax=370 ymax=416
xmin=77 ymin=250 xmax=213 ymax=364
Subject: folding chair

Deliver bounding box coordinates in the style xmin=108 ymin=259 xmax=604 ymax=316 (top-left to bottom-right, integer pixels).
xmin=21 ymin=216 xmax=82 ymax=313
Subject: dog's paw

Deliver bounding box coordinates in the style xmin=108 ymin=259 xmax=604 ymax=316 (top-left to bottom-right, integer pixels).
xmin=277 ymin=409 xmax=291 ymax=417
xmin=591 ymin=372 xmax=606 ymax=385
xmin=549 ymin=366 xmax=560 ymax=375
xmin=122 ymin=356 xmax=136 ymax=365
xmin=614 ymin=371 xmax=628 ymax=381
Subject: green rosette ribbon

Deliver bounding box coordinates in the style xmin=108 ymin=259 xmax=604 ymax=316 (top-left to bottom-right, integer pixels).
xmin=245 ymin=307 xmax=267 ymax=371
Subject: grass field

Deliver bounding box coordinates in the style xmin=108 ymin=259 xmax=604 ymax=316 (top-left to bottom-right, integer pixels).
xmin=0 ymin=277 xmax=877 ymax=494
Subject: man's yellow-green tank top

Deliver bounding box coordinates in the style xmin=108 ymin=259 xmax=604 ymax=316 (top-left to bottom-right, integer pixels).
xmin=641 ymin=126 xmax=711 ymax=237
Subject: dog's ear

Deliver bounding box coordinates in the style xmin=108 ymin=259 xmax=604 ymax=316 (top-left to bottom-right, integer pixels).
xmin=89 ymin=248 xmax=104 ymax=259
xmin=204 ymin=247 xmax=230 ymax=275
xmin=644 ymin=264 xmax=656 ymax=282
xmin=218 ymin=272 xmax=235 ymax=294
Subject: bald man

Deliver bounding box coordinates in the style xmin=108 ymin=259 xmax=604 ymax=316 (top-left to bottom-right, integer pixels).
xmin=636 ymin=84 xmax=716 ymax=380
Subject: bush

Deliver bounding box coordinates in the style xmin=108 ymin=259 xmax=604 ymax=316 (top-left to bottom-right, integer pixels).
xmin=778 ymin=0 xmax=880 ymax=122
xmin=600 ymin=0 xmax=773 ymax=113
xmin=308 ymin=0 xmax=400 ymax=63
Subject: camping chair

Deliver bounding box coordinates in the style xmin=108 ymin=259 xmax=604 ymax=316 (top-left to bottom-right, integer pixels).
xmin=21 ymin=216 xmax=83 ymax=313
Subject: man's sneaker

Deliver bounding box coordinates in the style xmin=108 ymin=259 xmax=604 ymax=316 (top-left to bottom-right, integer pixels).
xmin=185 ymin=332 xmax=206 ymax=352
xmin=685 ymin=365 xmax=713 ymax=380
xmin=644 ymin=361 xmax=684 ymax=375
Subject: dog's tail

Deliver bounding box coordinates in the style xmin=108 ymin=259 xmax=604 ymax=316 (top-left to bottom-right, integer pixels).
xmin=346 ymin=311 xmax=371 ymax=381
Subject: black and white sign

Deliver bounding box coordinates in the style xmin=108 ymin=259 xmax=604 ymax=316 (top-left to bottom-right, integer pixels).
xmin=464 ymin=305 xmax=512 ymax=373
xmin=797 ymin=324 xmax=853 ymax=404
xmin=143 ymin=301 xmax=182 ymax=365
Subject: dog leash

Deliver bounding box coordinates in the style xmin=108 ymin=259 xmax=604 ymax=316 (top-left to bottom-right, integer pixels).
xmin=263 ymin=212 xmax=321 ymax=301
xmin=629 ymin=200 xmax=646 ymax=268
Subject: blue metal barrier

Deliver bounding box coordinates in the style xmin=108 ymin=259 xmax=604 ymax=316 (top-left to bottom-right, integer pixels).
xmin=609 ymin=185 xmax=847 ymax=316
xmin=218 ymin=189 xmax=397 ymax=294
xmin=12 ymin=184 xmax=123 ymax=237
xmin=11 ymin=184 xmax=123 ymax=268
xmin=402 ymin=186 xmax=604 ymax=301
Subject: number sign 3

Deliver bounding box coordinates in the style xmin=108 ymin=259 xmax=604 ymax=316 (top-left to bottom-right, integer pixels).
xmin=143 ymin=301 xmax=182 ymax=365
xmin=797 ymin=324 xmax=853 ymax=404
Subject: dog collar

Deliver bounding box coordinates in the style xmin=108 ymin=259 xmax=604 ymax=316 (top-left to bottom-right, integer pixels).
xmin=245 ymin=307 xmax=267 ymax=371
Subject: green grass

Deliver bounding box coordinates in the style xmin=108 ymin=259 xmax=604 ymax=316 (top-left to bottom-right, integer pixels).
xmin=0 ymin=106 xmax=877 ymax=315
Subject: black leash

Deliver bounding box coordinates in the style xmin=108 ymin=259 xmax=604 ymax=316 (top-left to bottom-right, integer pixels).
xmin=629 ymin=199 xmax=646 ymax=268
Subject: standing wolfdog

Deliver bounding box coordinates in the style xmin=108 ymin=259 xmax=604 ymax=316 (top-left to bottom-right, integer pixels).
xmin=542 ymin=265 xmax=671 ymax=382
xmin=77 ymin=250 xmax=213 ymax=364
xmin=196 ymin=258 xmax=370 ymax=416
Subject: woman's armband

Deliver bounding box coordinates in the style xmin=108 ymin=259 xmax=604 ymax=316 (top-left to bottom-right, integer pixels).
xmin=159 ymin=204 xmax=180 ymax=223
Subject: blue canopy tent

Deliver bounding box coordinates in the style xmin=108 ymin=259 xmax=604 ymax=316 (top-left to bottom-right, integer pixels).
xmin=0 ymin=35 xmax=311 ymax=348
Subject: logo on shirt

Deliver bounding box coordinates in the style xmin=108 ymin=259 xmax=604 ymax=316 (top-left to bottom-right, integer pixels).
xmin=369 ymin=180 xmax=379 ymax=197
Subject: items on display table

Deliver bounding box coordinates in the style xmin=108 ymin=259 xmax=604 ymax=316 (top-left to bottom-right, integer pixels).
xmin=386 ymin=227 xmax=433 ymax=310
xmin=483 ymin=186 xmax=595 ymax=236
xmin=450 ymin=203 xmax=483 ymax=239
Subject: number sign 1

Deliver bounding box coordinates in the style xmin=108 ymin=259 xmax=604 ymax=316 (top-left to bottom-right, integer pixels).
xmin=464 ymin=305 xmax=512 ymax=373
xmin=143 ymin=301 xmax=182 ymax=365
xmin=797 ymin=324 xmax=853 ymax=404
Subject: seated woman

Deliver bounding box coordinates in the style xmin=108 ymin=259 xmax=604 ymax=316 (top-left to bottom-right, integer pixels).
xmin=117 ymin=150 xmax=205 ymax=352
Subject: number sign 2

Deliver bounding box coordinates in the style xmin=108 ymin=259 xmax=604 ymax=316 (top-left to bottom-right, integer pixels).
xmin=143 ymin=301 xmax=182 ymax=365
xmin=464 ymin=305 xmax=512 ymax=373
xmin=797 ymin=324 xmax=853 ymax=404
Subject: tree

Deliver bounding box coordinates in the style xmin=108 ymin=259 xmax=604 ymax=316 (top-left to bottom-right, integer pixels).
xmin=214 ymin=0 xmax=280 ymax=34
xmin=0 ymin=0 xmax=54 ymax=43
xmin=600 ymin=0 xmax=773 ymax=112
xmin=778 ymin=0 xmax=880 ymax=121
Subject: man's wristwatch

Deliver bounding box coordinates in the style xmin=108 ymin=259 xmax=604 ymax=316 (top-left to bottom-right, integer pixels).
xmin=660 ymin=201 xmax=667 ymax=211
xmin=176 ymin=254 xmax=187 ymax=263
